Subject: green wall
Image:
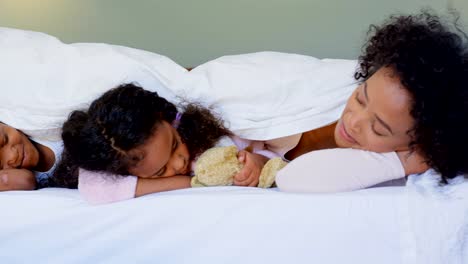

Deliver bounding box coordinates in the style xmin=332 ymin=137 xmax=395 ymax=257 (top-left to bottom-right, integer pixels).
xmin=0 ymin=0 xmax=463 ymax=67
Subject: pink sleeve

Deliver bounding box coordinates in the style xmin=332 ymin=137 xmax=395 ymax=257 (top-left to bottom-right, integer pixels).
xmin=276 ymin=148 xmax=405 ymax=193
xmin=78 ymin=168 xmax=138 ymax=205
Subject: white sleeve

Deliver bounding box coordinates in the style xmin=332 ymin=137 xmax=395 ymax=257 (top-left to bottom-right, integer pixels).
xmin=276 ymin=148 xmax=405 ymax=193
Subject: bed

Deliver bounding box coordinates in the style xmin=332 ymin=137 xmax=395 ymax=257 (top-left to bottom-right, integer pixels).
xmin=0 ymin=27 xmax=467 ymax=264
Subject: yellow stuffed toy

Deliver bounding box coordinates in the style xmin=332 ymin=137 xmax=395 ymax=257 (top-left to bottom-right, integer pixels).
xmin=191 ymin=146 xmax=287 ymax=188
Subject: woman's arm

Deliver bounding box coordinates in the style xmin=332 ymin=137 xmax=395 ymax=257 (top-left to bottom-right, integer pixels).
xmin=276 ymin=148 xmax=405 ymax=193
xmin=0 ymin=169 xmax=36 ymax=191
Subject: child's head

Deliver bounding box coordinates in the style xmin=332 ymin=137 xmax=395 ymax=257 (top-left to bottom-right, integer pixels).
xmin=0 ymin=122 xmax=40 ymax=170
xmin=54 ymin=83 xmax=230 ymax=186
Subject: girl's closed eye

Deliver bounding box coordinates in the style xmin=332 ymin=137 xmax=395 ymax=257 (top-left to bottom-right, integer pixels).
xmin=156 ymin=166 xmax=166 ymax=177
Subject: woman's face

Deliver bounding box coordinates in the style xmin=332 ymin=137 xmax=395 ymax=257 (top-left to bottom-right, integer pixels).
xmin=0 ymin=123 xmax=39 ymax=170
xmin=128 ymin=121 xmax=190 ymax=178
xmin=334 ymin=67 xmax=415 ymax=152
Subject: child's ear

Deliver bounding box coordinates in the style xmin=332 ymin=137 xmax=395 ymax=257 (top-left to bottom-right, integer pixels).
xmin=125 ymin=149 xmax=144 ymax=167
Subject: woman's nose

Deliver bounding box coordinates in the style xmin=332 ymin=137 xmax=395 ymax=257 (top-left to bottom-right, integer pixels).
xmin=348 ymin=112 xmax=364 ymax=134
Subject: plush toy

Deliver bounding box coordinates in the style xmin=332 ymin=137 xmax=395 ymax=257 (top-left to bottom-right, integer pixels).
xmin=191 ymin=146 xmax=288 ymax=188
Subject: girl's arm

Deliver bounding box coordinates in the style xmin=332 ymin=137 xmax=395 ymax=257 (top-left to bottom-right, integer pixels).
xmin=135 ymin=176 xmax=191 ymax=197
xmin=276 ymin=148 xmax=406 ymax=193
xmin=0 ymin=169 xmax=36 ymax=191
xmin=78 ymin=169 xmax=191 ymax=204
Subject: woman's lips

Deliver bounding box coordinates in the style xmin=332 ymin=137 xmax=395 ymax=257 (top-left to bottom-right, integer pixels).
xmin=339 ymin=121 xmax=357 ymax=144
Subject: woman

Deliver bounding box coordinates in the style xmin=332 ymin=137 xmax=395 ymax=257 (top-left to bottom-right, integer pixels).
xmin=277 ymin=12 xmax=468 ymax=192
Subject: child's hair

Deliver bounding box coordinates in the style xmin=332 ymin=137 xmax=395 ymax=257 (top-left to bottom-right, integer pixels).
xmin=354 ymin=11 xmax=468 ymax=181
xmin=49 ymin=83 xmax=231 ymax=188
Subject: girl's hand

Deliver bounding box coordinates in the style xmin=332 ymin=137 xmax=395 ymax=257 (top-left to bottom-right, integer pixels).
xmin=234 ymin=150 xmax=269 ymax=187
xmin=0 ymin=168 xmax=36 ymax=191
xmin=396 ymin=150 xmax=430 ymax=175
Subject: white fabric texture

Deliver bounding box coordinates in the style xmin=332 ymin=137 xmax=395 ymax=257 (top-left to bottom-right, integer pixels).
xmin=0 ymin=27 xmax=187 ymax=141
xmin=400 ymin=171 xmax=468 ymax=264
xmin=0 ymin=27 xmax=358 ymax=143
xmin=1 ymin=172 xmax=467 ymax=264
xmin=172 ymin=51 xmax=358 ymax=140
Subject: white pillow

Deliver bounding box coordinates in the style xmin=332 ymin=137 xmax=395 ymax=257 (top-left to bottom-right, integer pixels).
xmin=0 ymin=27 xmax=187 ymax=140
xmin=173 ymin=51 xmax=358 ymax=140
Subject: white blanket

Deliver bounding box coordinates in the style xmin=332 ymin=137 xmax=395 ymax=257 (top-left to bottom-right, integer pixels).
xmin=0 ymin=27 xmax=186 ymax=140
xmin=0 ymin=27 xmax=358 ymax=141
xmin=174 ymin=52 xmax=358 ymax=140
xmin=401 ymin=171 xmax=468 ymax=264
xmin=1 ymin=171 xmax=466 ymax=264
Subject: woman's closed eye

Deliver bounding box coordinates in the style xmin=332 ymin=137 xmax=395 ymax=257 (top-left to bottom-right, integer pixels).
xmin=371 ymin=123 xmax=385 ymax=136
xmin=355 ymin=92 xmax=364 ymax=106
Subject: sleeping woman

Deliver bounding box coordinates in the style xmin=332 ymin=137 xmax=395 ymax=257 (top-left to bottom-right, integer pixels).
xmin=276 ymin=12 xmax=468 ymax=192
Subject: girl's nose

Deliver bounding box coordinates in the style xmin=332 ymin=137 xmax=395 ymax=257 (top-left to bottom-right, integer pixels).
xmin=170 ymin=154 xmax=186 ymax=175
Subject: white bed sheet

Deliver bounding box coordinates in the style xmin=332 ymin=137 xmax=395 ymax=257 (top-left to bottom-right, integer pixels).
xmin=0 ymin=186 xmax=405 ymax=264
xmin=2 ymin=171 xmax=467 ymax=264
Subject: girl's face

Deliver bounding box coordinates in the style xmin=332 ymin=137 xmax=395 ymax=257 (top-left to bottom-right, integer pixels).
xmin=0 ymin=123 xmax=39 ymax=170
xmin=128 ymin=121 xmax=190 ymax=178
xmin=334 ymin=67 xmax=415 ymax=153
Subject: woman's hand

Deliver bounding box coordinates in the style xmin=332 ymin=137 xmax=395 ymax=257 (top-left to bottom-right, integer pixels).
xmin=233 ymin=150 xmax=268 ymax=187
xmin=396 ymin=150 xmax=430 ymax=175
xmin=0 ymin=168 xmax=36 ymax=191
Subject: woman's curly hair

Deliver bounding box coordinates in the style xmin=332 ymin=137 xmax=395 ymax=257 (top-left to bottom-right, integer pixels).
xmin=48 ymin=83 xmax=230 ymax=188
xmin=355 ymin=12 xmax=468 ymax=182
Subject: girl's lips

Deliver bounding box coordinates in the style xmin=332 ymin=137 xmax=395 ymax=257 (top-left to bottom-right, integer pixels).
xmin=339 ymin=121 xmax=357 ymax=144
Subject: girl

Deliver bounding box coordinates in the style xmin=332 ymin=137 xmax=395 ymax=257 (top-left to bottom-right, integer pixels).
xmin=51 ymin=83 xmax=284 ymax=203
xmin=0 ymin=122 xmax=62 ymax=191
